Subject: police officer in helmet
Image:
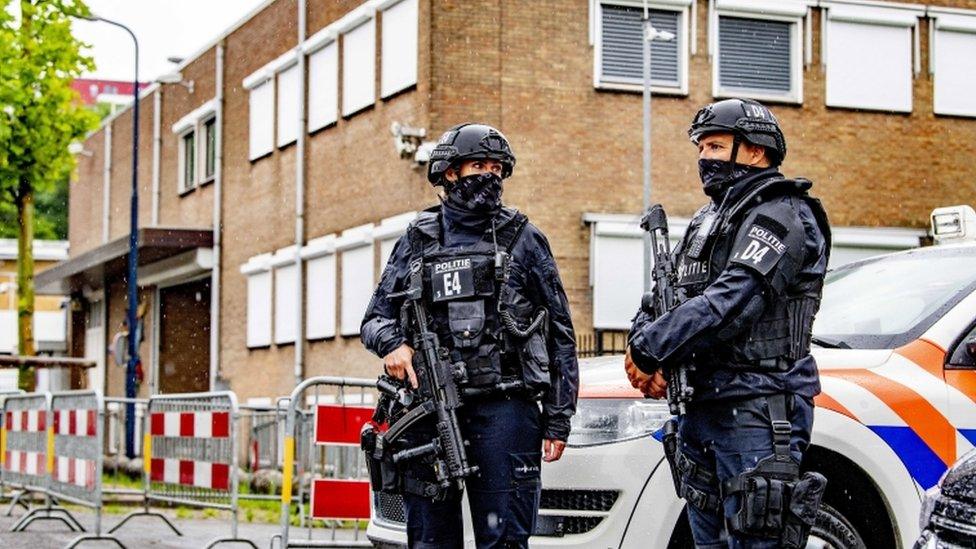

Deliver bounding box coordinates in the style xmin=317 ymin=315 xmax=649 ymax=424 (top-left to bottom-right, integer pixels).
xmin=625 ymin=99 xmax=831 ymax=548
xmin=362 ymin=123 xmax=579 ymax=548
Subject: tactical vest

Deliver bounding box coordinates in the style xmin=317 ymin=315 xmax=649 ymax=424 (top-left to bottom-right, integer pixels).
xmin=673 ymin=178 xmax=831 ymax=370
xmin=405 ymin=206 xmax=544 ymax=389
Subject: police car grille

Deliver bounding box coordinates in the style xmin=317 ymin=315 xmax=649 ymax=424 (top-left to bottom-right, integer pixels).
xmin=376 ymin=492 xmax=406 ymax=524
xmin=540 ymin=489 xmax=619 ymax=512
xmin=562 ymin=516 xmax=604 ymax=535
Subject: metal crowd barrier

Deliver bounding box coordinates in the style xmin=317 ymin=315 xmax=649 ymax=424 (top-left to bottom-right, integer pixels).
xmin=49 ymin=391 xmax=125 ymax=547
xmin=0 ymin=389 xmax=25 ymax=508
xmin=273 ymin=376 xmax=376 ymax=549
xmin=102 ymin=397 xmax=148 ymax=501
xmin=111 ymin=391 xmax=257 ymax=548
xmin=1 ymin=392 xmax=86 ymax=533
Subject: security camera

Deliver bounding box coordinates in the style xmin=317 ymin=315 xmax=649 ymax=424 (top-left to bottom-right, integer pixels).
xmin=391 ymin=122 xmax=428 ymax=159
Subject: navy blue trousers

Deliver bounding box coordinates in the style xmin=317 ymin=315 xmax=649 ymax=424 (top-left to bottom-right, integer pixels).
xmin=400 ymin=397 xmax=543 ymax=549
xmin=678 ymin=394 xmax=814 ymax=549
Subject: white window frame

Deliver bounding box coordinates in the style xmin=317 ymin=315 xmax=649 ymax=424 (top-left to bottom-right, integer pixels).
xmin=930 ymin=11 xmax=976 ymax=118
xmin=710 ymin=0 xmax=807 ymax=104
xmin=302 ymin=234 xmax=338 ymax=340
xmin=380 ymin=0 xmax=419 ymax=98
xmin=243 ymin=71 xmax=275 ymax=161
xmin=341 ymin=16 xmax=377 ymax=117
xmin=171 ymin=99 xmax=216 ymax=194
xmin=200 ymin=115 xmax=217 ymax=184
xmin=374 ymin=211 xmax=417 ymax=271
xmin=304 ymin=32 xmax=339 ymax=133
xmin=241 ymin=253 xmax=273 ymax=349
xmin=583 ymin=213 xmax=689 ymax=330
xmin=591 ymin=0 xmax=693 ymax=95
xmin=177 ymin=128 xmax=197 ymax=194
xmin=276 ymin=59 xmax=301 ymax=148
xmin=271 ymin=246 xmax=299 ymax=345
xmin=337 ymin=224 xmax=375 ymax=337
xmin=820 ymin=2 xmax=922 ymax=113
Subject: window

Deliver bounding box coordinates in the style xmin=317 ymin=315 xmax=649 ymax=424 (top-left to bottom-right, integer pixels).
xmin=246 ymin=77 xmax=275 ymax=160
xmin=342 ymin=18 xmax=376 ymax=117
xmin=595 ymin=2 xmax=687 ymax=93
xmin=171 ymin=99 xmax=216 ymax=192
xmin=375 ymin=211 xmax=416 ymax=269
xmin=308 ymin=40 xmax=338 ymax=132
xmin=276 ymin=62 xmax=300 ymax=147
xmin=381 ymin=0 xmax=418 ymax=98
xmin=932 ymin=13 xmax=976 ymax=118
xmin=303 ymin=235 xmax=337 ymax=340
xmin=823 ymin=3 xmax=920 ymax=113
xmin=337 ymin=224 xmax=375 ymax=336
xmin=203 ymin=117 xmax=216 ymax=181
xmin=586 ymin=214 xmax=687 ymax=330
xmin=272 ymin=247 xmax=298 ymax=345
xmin=710 ymin=0 xmax=806 ymax=103
xmin=179 ymin=130 xmax=196 ymax=193
xmin=241 ymin=254 xmax=273 ymax=348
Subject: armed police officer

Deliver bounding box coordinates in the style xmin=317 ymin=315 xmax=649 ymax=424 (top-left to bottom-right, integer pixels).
xmin=361 ymin=123 xmax=579 ymax=549
xmin=625 ymin=99 xmax=831 ymax=548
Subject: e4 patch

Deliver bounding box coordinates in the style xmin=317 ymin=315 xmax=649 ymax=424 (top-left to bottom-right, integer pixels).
xmin=730 ymin=215 xmax=789 ymax=276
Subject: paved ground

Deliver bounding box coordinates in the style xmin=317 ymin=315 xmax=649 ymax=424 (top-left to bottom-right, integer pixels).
xmin=0 ymin=503 xmax=373 ymax=548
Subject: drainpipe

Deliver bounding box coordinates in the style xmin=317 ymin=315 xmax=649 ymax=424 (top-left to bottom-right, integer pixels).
xmin=294 ymin=0 xmax=307 ymax=385
xmin=151 ymin=89 xmax=161 ymax=226
xmin=211 ymin=41 xmax=225 ymax=390
xmin=102 ymin=123 xmax=112 ymax=243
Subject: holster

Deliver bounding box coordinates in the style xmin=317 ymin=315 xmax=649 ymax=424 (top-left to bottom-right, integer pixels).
xmin=361 ymin=424 xmax=400 ymax=493
xmin=721 ymin=395 xmax=827 ymax=548
xmin=661 ymin=418 xmax=681 ymax=495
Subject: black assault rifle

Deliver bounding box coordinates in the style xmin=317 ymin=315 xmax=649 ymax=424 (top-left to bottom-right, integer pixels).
xmin=640 ymin=204 xmax=694 ymax=416
xmin=368 ymin=260 xmax=478 ymax=494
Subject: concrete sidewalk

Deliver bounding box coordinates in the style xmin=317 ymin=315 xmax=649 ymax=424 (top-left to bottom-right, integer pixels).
xmin=0 ymin=504 xmax=373 ymax=548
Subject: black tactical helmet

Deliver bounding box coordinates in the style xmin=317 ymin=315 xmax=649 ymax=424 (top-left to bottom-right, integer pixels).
xmin=426 ymin=123 xmax=516 ymax=185
xmin=688 ymin=98 xmax=787 ymax=166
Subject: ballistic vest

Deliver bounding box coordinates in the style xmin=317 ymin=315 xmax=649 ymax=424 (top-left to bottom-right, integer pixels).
xmin=674 ymin=177 xmax=831 ymax=370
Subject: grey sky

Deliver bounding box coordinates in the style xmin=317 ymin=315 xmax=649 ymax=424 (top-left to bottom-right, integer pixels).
xmin=73 ymin=0 xmax=267 ymax=83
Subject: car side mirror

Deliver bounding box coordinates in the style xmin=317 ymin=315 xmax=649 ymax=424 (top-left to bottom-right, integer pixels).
xmin=968 ymin=339 xmax=976 ymax=361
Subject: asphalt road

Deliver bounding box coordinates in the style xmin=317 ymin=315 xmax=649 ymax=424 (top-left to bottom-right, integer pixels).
xmin=0 ymin=502 xmax=373 ymax=548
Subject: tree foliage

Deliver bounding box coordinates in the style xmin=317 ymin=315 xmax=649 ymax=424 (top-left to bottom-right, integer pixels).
xmin=0 ymin=0 xmax=98 ymax=201
xmin=0 ymin=0 xmax=98 ymax=387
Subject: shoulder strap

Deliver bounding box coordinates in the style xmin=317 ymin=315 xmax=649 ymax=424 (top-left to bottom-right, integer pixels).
xmin=491 ymin=208 xmax=529 ymax=252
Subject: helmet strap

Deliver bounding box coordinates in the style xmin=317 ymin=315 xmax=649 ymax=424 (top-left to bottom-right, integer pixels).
xmin=726 ymin=134 xmax=741 ymax=182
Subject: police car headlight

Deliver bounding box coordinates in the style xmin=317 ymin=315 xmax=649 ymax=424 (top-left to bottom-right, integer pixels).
xmin=567 ymin=398 xmax=671 ymax=447
xmin=919 ymin=485 xmax=941 ymax=532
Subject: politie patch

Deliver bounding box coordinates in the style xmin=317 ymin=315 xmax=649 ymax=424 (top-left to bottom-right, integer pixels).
xmin=430 ymin=258 xmax=475 ymax=301
xmin=729 ymin=214 xmax=789 ymax=276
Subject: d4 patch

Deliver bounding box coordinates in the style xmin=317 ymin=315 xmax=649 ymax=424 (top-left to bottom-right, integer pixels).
xmin=730 ymin=215 xmax=789 ymax=276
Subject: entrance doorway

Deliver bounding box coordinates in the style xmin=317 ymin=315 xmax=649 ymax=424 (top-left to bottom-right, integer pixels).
xmin=157 ymin=277 xmax=210 ymax=393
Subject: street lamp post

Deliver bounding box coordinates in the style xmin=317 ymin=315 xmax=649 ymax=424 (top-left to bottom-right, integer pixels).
xmin=642 ymin=3 xmax=674 ymax=291
xmin=80 ymin=14 xmax=141 ymax=458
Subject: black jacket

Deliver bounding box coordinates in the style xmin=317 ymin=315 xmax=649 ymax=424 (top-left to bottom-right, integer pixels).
xmin=629 ymin=170 xmax=830 ymax=402
xmin=361 ymin=203 xmax=579 ymax=441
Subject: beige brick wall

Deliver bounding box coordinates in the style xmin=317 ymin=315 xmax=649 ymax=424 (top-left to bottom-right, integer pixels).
xmin=70 ymin=0 xmax=976 ymax=400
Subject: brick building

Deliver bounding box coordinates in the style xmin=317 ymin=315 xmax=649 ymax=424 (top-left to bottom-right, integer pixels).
xmin=39 ymin=0 xmax=976 ymax=402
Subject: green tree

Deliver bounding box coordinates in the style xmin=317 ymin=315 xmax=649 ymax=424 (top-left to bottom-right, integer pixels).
xmin=0 ymin=0 xmax=98 ymax=389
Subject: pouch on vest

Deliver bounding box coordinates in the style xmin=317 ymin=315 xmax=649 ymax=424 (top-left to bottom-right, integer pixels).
xmin=362 ymin=424 xmax=399 ymax=493
xmin=448 ymin=300 xmax=486 ymax=349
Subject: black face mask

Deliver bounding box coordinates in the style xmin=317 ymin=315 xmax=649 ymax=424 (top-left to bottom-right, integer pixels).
xmin=446 ymin=172 xmax=503 ymax=213
xmin=698 ymin=159 xmax=764 ymax=199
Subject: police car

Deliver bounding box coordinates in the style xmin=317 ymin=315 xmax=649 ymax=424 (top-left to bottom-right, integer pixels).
xmin=367 ymin=205 xmax=976 ymax=548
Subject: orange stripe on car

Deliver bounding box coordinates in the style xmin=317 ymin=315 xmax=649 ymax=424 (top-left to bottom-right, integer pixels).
xmin=895 ymin=339 xmax=946 ymax=379
xmin=821 ymin=368 xmax=956 ymax=467
xmin=813 ymin=392 xmax=857 ymax=421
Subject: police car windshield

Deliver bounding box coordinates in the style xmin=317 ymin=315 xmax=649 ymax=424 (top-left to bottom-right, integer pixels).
xmin=812 ymin=246 xmax=976 ymax=349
